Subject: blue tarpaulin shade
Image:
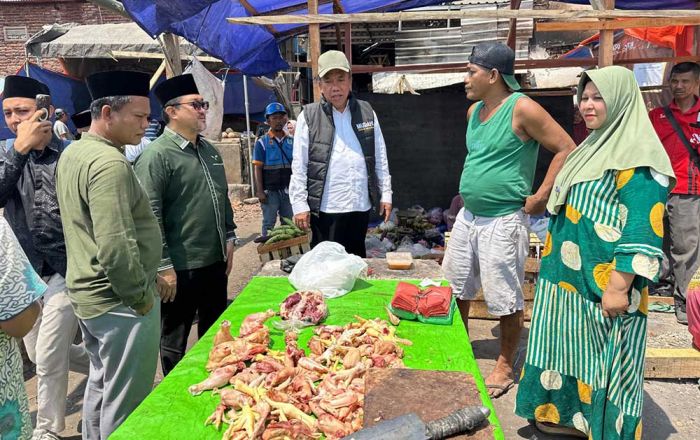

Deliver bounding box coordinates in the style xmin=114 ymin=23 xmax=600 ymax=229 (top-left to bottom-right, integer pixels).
xmin=120 ymin=1 xmax=447 ymax=76
xmin=0 ymin=64 xmax=275 ymax=140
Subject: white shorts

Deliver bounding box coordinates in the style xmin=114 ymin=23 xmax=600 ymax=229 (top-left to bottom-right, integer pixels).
xmin=442 ymin=207 xmax=529 ymax=316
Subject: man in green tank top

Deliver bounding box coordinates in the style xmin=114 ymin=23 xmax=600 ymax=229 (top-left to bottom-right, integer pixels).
xmin=442 ymin=43 xmax=576 ymax=398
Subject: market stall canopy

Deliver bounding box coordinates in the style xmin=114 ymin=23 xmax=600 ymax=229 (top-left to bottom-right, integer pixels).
xmin=559 ymin=0 xmax=694 ymax=8
xmin=26 ymin=23 xmax=210 ymax=60
xmin=119 ymin=0 xmax=448 ymax=76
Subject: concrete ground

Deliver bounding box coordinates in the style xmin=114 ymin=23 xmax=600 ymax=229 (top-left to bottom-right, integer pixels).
xmin=22 ymin=205 xmax=700 ymax=439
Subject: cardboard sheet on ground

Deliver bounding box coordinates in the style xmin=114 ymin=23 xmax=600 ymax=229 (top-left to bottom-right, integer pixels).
xmin=110 ymin=277 xmax=504 ymax=440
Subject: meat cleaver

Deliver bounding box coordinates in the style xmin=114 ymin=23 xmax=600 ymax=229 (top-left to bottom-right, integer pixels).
xmin=341 ymin=405 xmax=490 ymax=440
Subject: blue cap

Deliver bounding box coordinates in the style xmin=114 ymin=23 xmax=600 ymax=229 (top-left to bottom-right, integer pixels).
xmin=265 ymin=102 xmax=286 ymax=118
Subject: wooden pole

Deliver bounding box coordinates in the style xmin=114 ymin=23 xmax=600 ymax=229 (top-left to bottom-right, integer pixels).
xmin=333 ymin=0 xmax=344 ymax=51
xmin=161 ymin=33 xmax=183 ymax=78
xmin=344 ymin=23 xmax=352 ymax=64
xmin=506 ymin=0 xmax=522 ymax=50
xmin=309 ymin=0 xmax=321 ymax=101
xmin=598 ymin=0 xmax=615 ymax=67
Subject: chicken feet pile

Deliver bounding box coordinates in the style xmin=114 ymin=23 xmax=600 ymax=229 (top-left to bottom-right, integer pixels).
xmin=188 ymin=311 xmax=411 ymax=440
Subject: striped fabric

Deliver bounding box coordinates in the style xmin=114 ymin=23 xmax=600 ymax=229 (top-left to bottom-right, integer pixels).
xmin=568 ymin=170 xmax=620 ymax=229
xmin=528 ymin=279 xmax=647 ymax=417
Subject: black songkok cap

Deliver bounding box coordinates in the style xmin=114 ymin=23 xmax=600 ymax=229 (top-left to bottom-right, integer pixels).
xmin=154 ymin=74 xmax=199 ymax=106
xmin=2 ymin=75 xmax=50 ymax=99
xmin=86 ymin=71 xmax=150 ymax=100
xmin=71 ymin=109 xmax=91 ymax=129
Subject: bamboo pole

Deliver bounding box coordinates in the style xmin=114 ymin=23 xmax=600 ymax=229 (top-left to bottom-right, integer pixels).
xmin=308 ymin=0 xmax=321 ymax=101
xmin=226 ymin=9 xmax=700 ymax=26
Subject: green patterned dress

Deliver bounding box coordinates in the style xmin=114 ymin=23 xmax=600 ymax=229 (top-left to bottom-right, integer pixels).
xmin=515 ymin=167 xmax=669 ymax=440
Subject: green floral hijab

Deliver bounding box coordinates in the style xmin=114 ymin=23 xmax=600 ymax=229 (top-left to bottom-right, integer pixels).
xmin=547 ymin=66 xmax=675 ymax=215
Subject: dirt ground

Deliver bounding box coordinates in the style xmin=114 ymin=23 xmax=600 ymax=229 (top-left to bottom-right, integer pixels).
xmin=23 ymin=205 xmax=700 ymax=439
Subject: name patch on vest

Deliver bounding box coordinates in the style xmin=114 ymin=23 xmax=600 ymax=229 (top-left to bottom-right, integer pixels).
xmin=355 ymin=120 xmax=374 ymax=132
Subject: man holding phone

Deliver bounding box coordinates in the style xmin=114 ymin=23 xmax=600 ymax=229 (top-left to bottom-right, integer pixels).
xmin=0 ymin=75 xmax=89 ymax=440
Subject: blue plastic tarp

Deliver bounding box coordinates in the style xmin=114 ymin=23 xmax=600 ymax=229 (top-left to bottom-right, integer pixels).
xmin=559 ymin=0 xmax=694 ymax=9
xmin=120 ymin=0 xmax=447 ymax=76
xmin=1 ymin=64 xmax=275 ymax=140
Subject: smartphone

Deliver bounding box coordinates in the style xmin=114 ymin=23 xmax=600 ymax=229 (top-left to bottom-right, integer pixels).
xmin=35 ymin=94 xmax=51 ymax=121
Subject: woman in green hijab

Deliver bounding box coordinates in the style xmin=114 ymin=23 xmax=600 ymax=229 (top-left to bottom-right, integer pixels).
xmin=515 ymin=66 xmax=675 ymax=440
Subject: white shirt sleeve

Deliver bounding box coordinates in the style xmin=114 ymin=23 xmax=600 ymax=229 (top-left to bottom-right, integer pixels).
xmin=372 ymin=112 xmax=393 ymax=204
xmin=289 ymin=111 xmax=311 ymax=215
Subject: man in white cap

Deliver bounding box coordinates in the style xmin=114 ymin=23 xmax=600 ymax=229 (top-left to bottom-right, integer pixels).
xmin=289 ymin=50 xmax=392 ymax=257
xmin=52 ymin=108 xmax=74 ymax=140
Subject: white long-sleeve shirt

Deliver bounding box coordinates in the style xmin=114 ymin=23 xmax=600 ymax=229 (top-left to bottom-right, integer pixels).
xmin=289 ymin=104 xmax=392 ymax=214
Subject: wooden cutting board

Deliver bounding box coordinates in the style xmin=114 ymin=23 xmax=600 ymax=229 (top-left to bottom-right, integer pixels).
xmin=363 ymin=368 xmax=494 ymax=439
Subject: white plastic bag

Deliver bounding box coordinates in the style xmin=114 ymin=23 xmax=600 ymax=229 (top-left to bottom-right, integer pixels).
xmin=289 ymin=241 xmax=368 ymax=298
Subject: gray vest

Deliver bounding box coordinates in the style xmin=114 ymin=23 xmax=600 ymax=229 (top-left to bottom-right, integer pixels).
xmin=303 ymin=95 xmax=380 ymax=215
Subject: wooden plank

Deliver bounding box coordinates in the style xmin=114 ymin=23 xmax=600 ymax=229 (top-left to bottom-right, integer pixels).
xmin=308 ymin=0 xmax=322 ymax=101
xmin=239 ymin=0 xmax=277 ymax=35
xmin=227 ymin=10 xmax=700 ymax=27
xmin=525 ymin=257 xmax=540 ymax=273
xmin=475 ymin=283 xmax=536 ymax=301
xmin=469 ymin=300 xmax=532 ymax=321
xmin=598 ymin=0 xmax=615 ymax=68
xmin=645 ymin=348 xmax=700 ymax=379
xmin=648 ymin=296 xmax=675 ymax=306
xmin=110 ymin=50 xmax=222 ymax=63
xmin=537 ymin=17 xmax=700 ymax=32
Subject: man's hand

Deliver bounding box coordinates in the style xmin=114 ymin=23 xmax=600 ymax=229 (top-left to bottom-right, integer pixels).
xmin=156 ymin=268 xmax=177 ymax=302
xmin=380 ymin=202 xmax=392 ymax=223
xmin=133 ymin=299 xmax=154 ymax=316
xmin=295 ymin=212 xmax=311 ymax=231
xmin=256 ymin=191 xmax=267 ymax=203
xmin=14 ymin=110 xmax=53 ymax=154
xmin=524 ymin=194 xmax=547 ymax=216
xmin=226 ymin=241 xmax=235 ymax=276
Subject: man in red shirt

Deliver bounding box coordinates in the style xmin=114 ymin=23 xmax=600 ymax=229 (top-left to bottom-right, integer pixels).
xmin=649 ymin=62 xmax=700 ymax=325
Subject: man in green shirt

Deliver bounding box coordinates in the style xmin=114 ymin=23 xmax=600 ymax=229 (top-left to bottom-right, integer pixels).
xmin=133 ymin=74 xmax=236 ymax=375
xmin=442 ymin=43 xmax=575 ymax=398
xmin=56 ymin=70 xmax=162 ymax=439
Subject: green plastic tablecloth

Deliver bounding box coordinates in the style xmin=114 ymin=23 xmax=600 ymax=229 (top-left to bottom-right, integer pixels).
xmin=110 ymin=277 xmax=504 ymax=440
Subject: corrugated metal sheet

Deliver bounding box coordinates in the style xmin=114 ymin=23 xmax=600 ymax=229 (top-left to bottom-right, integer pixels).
xmin=395 ymin=0 xmax=533 ymax=66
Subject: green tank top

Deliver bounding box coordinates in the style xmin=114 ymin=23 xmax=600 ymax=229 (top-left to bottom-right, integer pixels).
xmin=459 ymin=92 xmax=539 ymax=217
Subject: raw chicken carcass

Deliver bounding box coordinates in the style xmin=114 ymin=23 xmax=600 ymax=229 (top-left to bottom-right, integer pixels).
xmin=280 ymin=291 xmax=328 ymax=324
xmin=240 ymin=309 xmax=276 ymax=336
xmin=188 ymin=363 xmax=242 ymax=395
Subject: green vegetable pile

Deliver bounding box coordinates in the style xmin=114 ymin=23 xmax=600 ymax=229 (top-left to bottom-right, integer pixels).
xmin=260 ymin=218 xmax=306 ymax=244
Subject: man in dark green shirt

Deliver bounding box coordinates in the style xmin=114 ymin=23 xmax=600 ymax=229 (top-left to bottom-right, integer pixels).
xmin=133 ymin=74 xmax=236 ymax=375
xmin=56 ymin=70 xmax=162 ymax=439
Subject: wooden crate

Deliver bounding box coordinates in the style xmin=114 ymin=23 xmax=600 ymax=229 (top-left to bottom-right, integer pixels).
xmin=257 ymin=234 xmax=311 ymax=263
